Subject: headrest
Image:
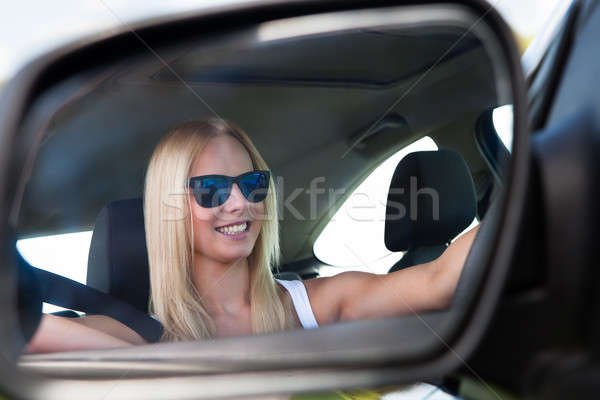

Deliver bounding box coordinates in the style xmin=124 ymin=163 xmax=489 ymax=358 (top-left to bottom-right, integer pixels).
xmin=384 ymin=150 xmax=476 ymax=252
xmin=87 ymin=198 xmax=150 ymax=313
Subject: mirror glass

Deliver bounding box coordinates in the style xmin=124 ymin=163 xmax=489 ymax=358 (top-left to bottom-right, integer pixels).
xmin=11 ymin=5 xmax=515 ymax=380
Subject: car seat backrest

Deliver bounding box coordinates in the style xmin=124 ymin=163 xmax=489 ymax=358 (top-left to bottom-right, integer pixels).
xmin=87 ymin=198 xmax=150 ymax=313
xmin=385 ymin=149 xmax=477 ymax=272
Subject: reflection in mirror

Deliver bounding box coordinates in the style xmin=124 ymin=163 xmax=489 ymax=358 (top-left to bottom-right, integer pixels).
xmin=11 ymin=5 xmax=514 ymax=381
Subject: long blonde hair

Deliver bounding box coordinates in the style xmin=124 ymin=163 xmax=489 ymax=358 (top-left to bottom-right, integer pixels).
xmin=144 ymin=119 xmax=293 ymax=341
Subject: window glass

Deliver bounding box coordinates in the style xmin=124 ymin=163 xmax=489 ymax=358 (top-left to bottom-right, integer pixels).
xmin=492 ymin=104 xmax=513 ymax=152
xmin=17 ymin=231 xmax=92 ymax=313
xmin=314 ymin=137 xmax=438 ymax=277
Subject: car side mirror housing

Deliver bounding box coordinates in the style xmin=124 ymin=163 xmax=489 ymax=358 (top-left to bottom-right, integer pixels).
xmin=0 ymin=1 xmax=529 ymax=398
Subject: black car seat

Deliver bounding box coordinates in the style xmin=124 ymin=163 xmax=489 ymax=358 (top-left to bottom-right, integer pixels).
xmin=385 ymin=149 xmax=477 ymax=272
xmin=87 ymin=199 xmax=302 ymax=315
xmin=87 ymin=198 xmax=150 ymax=314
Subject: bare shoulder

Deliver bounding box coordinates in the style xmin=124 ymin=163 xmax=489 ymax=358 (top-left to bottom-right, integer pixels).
xmin=303 ymin=271 xmax=377 ymax=325
xmin=304 ymin=271 xmax=376 ymax=294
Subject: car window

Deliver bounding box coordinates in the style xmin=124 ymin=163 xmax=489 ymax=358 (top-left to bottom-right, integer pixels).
xmin=313 ymin=136 xmax=438 ymax=277
xmin=492 ymin=104 xmax=514 ymax=153
xmin=17 ymin=231 xmax=91 ymax=313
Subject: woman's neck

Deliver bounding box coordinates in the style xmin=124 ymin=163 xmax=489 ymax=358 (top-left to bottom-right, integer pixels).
xmin=190 ymin=254 xmax=251 ymax=317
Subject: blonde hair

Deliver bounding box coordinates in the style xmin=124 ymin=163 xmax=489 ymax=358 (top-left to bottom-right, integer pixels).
xmin=144 ymin=119 xmax=293 ymax=341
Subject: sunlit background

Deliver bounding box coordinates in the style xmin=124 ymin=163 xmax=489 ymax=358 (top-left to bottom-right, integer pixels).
xmin=2 ymin=0 xmax=567 ymax=310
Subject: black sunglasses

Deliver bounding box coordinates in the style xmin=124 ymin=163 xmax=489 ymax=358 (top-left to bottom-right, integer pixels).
xmin=188 ymin=170 xmax=270 ymax=208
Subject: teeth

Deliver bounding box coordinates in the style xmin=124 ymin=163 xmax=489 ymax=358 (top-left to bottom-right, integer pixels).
xmin=217 ymin=222 xmax=247 ymax=235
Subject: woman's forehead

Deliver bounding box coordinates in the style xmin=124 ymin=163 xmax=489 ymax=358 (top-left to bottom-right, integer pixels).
xmin=190 ymin=135 xmax=254 ymax=176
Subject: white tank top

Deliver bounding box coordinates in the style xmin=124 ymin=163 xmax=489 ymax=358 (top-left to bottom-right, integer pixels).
xmin=275 ymin=279 xmax=319 ymax=329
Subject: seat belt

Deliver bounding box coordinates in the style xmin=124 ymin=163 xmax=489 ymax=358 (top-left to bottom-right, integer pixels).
xmin=20 ymin=254 xmax=164 ymax=343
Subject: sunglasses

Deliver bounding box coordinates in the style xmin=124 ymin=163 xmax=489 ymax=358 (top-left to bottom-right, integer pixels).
xmin=188 ymin=170 xmax=270 ymax=208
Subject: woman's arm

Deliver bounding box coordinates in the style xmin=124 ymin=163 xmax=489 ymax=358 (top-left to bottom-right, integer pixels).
xmin=71 ymin=314 xmax=147 ymax=345
xmin=23 ymin=314 xmax=145 ymax=354
xmin=306 ymin=225 xmax=480 ymax=325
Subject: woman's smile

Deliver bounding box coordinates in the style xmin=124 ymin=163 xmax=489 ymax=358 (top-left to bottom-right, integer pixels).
xmin=214 ymin=220 xmax=251 ymax=240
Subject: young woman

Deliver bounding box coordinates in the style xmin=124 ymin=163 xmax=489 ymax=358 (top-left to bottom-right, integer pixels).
xmin=24 ymin=119 xmax=478 ymax=353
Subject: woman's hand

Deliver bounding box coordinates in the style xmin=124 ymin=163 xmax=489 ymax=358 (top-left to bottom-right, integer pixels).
xmin=306 ymin=225 xmax=480 ymax=325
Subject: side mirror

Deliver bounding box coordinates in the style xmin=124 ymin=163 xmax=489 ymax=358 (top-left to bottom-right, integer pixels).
xmin=0 ymin=1 xmax=529 ymax=398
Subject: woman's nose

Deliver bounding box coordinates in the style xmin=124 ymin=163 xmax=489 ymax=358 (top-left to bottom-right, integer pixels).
xmin=223 ymin=183 xmax=246 ymax=213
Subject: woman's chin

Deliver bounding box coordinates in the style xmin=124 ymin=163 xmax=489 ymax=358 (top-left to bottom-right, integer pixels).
xmin=214 ymin=246 xmax=253 ymax=264
xmin=216 ymin=254 xmax=250 ymax=265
